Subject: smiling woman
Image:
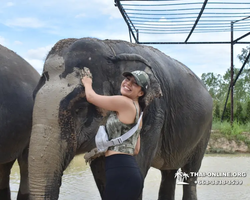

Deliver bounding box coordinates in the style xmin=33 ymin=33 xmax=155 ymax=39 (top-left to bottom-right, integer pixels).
xmin=81 ymin=68 xmax=150 ymax=200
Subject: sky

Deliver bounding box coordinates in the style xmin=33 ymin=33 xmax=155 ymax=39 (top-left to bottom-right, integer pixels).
xmin=0 ymin=0 xmax=249 ymax=78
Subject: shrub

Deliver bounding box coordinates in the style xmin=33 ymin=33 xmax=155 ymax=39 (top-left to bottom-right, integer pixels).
xmin=212 ymin=120 xmax=245 ymax=136
xmin=245 ymin=101 xmax=250 ymax=122
xmin=214 ymin=104 xmax=220 ymax=120
xmin=235 ymin=102 xmax=245 ymax=124
xmin=220 ymin=121 xmax=232 ymax=135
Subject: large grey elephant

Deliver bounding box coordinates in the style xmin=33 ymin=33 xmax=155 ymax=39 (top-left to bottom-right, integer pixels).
xmin=28 ymin=38 xmax=213 ymax=200
xmin=0 ymin=44 xmax=40 ymax=200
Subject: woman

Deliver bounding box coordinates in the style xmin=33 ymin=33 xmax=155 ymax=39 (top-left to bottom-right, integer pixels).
xmin=81 ymin=68 xmax=150 ymax=200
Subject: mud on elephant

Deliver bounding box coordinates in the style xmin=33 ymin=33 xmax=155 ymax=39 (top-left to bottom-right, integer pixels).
xmin=0 ymin=44 xmax=40 ymax=200
xmin=28 ymin=38 xmax=213 ymax=200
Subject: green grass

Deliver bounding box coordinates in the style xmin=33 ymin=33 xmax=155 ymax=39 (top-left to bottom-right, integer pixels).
xmin=212 ymin=120 xmax=250 ymax=136
xmin=212 ymin=120 xmax=250 ymax=149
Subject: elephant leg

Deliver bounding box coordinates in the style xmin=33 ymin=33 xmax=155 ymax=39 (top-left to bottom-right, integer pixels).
xmin=157 ymin=169 xmax=177 ymax=200
xmin=0 ymin=160 xmax=15 ymax=200
xmin=181 ymin=145 xmax=207 ymax=200
xmin=90 ymin=156 xmax=106 ymax=199
xmin=182 ymin=183 xmax=197 ymax=200
xmin=17 ymin=147 xmax=29 ymax=200
xmin=181 ymin=165 xmax=198 ymax=200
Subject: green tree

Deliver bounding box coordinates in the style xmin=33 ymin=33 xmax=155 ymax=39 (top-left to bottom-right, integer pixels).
xmin=223 ymin=102 xmax=231 ymax=122
xmin=201 ymin=45 xmax=250 ymax=122
xmin=245 ymin=101 xmax=250 ymax=122
xmin=225 ymin=67 xmax=250 ymax=103
xmin=237 ymin=45 xmax=250 ymax=67
xmin=236 ymin=45 xmax=250 ymax=102
xmin=214 ymin=104 xmax=220 ymax=120
xmin=201 ymin=72 xmax=227 ymax=113
xmin=234 ymin=102 xmax=244 ymax=124
xmin=201 ymin=72 xmax=224 ymax=101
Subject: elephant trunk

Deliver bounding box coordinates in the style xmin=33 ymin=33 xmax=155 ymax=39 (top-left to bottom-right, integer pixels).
xmin=28 ymin=78 xmax=77 ymax=199
xmin=28 ymin=124 xmax=66 ymax=200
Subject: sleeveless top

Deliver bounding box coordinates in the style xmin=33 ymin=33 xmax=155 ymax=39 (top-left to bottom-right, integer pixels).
xmin=105 ymin=102 xmax=140 ymax=154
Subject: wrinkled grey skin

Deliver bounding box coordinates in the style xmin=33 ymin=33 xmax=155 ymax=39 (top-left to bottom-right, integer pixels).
xmin=0 ymin=44 xmax=40 ymax=200
xmin=28 ymin=38 xmax=213 ymax=200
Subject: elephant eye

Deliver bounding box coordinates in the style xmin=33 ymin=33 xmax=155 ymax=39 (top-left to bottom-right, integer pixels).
xmin=75 ymin=107 xmax=86 ymax=115
xmin=42 ymin=71 xmax=49 ymax=81
xmin=75 ymin=108 xmax=80 ymax=114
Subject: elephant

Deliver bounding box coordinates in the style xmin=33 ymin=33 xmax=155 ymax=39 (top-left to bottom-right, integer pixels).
xmin=28 ymin=37 xmax=213 ymax=200
xmin=0 ymin=44 xmax=40 ymax=199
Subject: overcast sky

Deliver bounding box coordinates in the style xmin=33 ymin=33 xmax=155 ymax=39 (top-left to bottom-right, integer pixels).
xmin=0 ymin=0 xmax=249 ymax=78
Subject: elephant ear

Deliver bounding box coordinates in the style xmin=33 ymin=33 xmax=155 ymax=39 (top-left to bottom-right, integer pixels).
xmin=110 ymin=53 xmax=162 ymax=107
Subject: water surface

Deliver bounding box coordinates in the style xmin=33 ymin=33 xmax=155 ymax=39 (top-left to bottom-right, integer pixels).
xmin=10 ymin=154 xmax=250 ymax=200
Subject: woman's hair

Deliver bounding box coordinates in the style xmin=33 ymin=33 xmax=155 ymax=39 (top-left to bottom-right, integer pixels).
xmin=138 ymin=92 xmax=146 ymax=111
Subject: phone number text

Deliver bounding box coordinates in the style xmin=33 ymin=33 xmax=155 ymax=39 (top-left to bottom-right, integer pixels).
xmin=196 ymin=180 xmax=243 ymax=185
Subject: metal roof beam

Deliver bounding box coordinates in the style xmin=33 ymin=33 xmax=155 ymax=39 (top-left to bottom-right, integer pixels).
xmin=185 ymin=0 xmax=208 ymax=43
xmin=115 ymin=0 xmax=139 ymax=43
xmin=233 ymin=50 xmax=250 ymax=86
xmin=115 ymin=0 xmax=166 ymax=2
xmin=138 ymin=41 xmax=250 ymax=45
xmin=233 ymin=32 xmax=250 ymax=44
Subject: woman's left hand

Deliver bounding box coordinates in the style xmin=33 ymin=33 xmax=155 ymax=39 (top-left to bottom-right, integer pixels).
xmin=82 ymin=75 xmax=92 ymax=86
xmin=81 ymin=67 xmax=93 ymax=86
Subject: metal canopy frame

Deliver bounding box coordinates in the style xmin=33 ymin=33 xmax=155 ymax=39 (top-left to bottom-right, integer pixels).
xmin=114 ymin=0 xmax=250 ymax=123
xmin=115 ymin=0 xmax=250 ymax=45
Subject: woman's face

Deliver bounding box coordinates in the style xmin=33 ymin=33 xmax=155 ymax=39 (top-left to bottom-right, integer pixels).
xmin=120 ymin=76 xmax=144 ymax=99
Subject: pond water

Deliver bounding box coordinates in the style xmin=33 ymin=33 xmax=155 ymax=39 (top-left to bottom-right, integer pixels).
xmin=10 ymin=154 xmax=250 ymax=200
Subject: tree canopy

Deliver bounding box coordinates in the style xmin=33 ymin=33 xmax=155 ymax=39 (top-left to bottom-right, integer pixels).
xmin=201 ymin=45 xmax=250 ymax=123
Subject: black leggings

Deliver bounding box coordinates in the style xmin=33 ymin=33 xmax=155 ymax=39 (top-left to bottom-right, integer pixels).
xmin=103 ymin=154 xmax=144 ymax=200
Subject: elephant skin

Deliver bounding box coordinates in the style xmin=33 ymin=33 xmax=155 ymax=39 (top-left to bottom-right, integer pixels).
xmin=28 ymin=38 xmax=213 ymax=200
xmin=0 ymin=44 xmax=40 ymax=200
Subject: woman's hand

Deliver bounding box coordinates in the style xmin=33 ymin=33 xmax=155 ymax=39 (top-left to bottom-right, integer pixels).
xmin=81 ymin=67 xmax=93 ymax=86
xmin=82 ymin=75 xmax=92 ymax=86
xmin=80 ymin=67 xmax=135 ymax=119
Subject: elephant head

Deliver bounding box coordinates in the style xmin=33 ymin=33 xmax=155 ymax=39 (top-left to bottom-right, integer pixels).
xmin=28 ymin=38 xmax=162 ymax=199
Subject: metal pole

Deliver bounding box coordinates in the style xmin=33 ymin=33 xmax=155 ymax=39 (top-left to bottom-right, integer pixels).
xmin=136 ymin=29 xmax=139 ymax=42
xmin=233 ymin=50 xmax=250 ymax=86
xmin=129 ymin=28 xmax=132 ymax=43
xmin=115 ymin=0 xmax=139 ymax=43
xmin=230 ymin=22 xmax=234 ymax=125
xmin=221 ymin=85 xmax=231 ymax=122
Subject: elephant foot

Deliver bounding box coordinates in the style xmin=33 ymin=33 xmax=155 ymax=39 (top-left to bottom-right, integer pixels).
xmin=182 ymin=183 xmax=197 ymax=200
xmin=0 ymin=187 xmax=11 ymax=200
